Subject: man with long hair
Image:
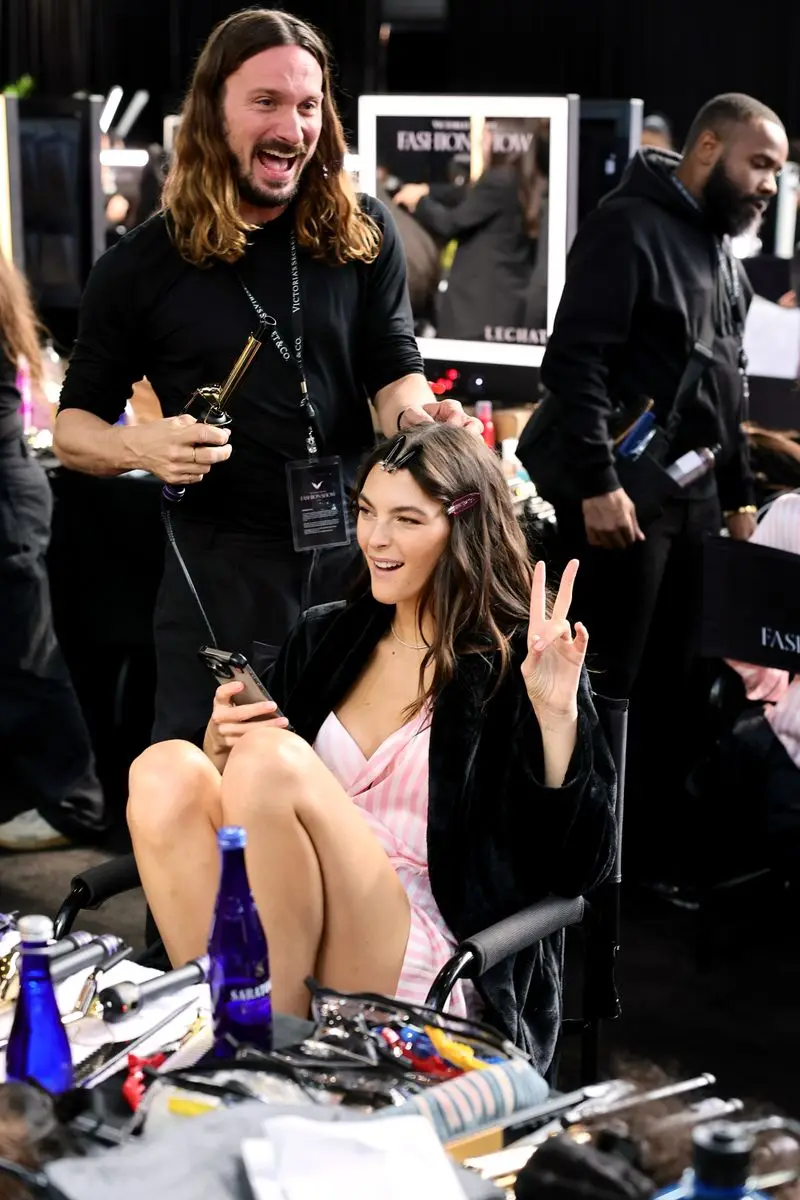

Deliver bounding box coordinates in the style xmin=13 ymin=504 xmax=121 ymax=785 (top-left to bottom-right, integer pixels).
xmin=54 ymin=9 xmax=477 ymax=743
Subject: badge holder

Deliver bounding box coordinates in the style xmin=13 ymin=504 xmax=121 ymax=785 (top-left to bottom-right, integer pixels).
xmin=286 ymin=455 xmax=351 ymax=553
xmin=162 ymin=318 xmax=268 ymax=503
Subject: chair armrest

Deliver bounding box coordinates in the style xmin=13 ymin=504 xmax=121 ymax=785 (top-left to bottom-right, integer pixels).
xmin=53 ymin=854 xmax=142 ymax=939
xmin=425 ymin=895 xmax=585 ymax=1010
xmin=73 ymin=855 xmax=143 ymax=906
xmin=462 ymin=895 xmax=586 ymax=975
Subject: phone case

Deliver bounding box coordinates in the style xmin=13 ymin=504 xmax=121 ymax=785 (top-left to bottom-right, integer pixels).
xmin=197 ymin=647 xmax=292 ymax=727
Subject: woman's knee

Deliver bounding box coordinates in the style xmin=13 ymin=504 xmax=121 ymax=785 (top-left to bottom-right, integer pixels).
xmin=222 ymin=728 xmax=317 ymax=820
xmin=127 ymin=740 xmax=216 ymax=839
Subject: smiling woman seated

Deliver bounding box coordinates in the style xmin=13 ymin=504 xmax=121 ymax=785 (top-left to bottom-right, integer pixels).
xmin=127 ymin=425 xmax=616 ymax=1070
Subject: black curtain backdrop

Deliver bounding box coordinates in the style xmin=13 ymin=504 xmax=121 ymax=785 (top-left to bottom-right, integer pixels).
xmin=0 ymin=0 xmax=369 ymax=145
xmin=440 ymin=0 xmax=800 ymax=143
xmin=0 ymin=0 xmax=798 ymax=150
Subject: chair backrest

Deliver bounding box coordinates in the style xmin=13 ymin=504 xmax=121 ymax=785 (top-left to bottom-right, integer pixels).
xmin=593 ymin=693 xmax=628 ymax=884
xmin=578 ymin=692 xmax=629 ymax=1046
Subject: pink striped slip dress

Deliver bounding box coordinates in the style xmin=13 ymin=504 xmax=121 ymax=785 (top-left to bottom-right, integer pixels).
xmin=313 ymin=705 xmax=473 ymax=1016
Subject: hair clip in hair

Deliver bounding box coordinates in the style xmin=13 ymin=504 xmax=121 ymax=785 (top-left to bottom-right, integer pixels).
xmin=446 ymin=492 xmax=480 ymax=518
xmin=379 ymin=434 xmax=418 ymax=474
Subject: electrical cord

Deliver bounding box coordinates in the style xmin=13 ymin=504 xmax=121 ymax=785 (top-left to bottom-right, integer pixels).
xmin=160 ymin=501 xmax=218 ymax=648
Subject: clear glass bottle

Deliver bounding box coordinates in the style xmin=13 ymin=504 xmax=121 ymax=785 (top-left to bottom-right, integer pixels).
xmin=666 ymin=444 xmax=720 ymax=488
xmin=5 ymin=915 xmax=74 ymax=1093
xmin=208 ymin=826 xmax=273 ymax=1058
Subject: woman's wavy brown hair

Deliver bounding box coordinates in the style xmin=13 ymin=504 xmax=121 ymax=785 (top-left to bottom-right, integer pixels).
xmin=354 ymin=424 xmax=537 ymax=715
xmin=162 ymin=8 xmax=381 ymax=267
xmin=0 ymin=253 xmax=43 ymax=385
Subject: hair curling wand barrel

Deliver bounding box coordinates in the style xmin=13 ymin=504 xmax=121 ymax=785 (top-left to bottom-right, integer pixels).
xmin=98 ymin=956 xmax=209 ymax=1022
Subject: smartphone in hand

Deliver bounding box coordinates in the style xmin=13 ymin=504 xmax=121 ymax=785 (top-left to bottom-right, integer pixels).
xmin=197 ymin=646 xmax=293 ymax=728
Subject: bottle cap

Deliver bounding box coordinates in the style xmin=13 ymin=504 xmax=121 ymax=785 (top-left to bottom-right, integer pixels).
xmin=693 ymin=1121 xmax=754 ymax=1189
xmin=17 ymin=915 xmax=54 ymax=944
xmin=218 ymin=826 xmax=247 ymax=850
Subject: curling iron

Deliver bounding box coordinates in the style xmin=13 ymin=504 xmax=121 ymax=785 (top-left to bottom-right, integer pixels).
xmin=99 ymin=955 xmax=209 ymax=1022
xmin=163 ymin=319 xmax=268 ymax=504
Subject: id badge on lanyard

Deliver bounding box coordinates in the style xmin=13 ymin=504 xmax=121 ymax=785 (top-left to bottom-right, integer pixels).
xmin=717 ymin=242 xmax=750 ymax=414
xmin=238 ymin=232 xmax=351 ymax=552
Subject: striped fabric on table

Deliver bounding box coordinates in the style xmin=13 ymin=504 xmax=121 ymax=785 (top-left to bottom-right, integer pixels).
xmin=386 ymin=1055 xmax=549 ymax=1143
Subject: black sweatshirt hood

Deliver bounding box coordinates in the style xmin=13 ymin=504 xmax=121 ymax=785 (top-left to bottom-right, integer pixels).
xmin=602 ymin=146 xmax=743 ymax=338
xmin=602 ymin=147 xmax=708 ymax=227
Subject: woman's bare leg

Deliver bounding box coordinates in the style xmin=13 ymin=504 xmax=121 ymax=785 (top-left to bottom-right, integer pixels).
xmin=220 ymin=726 xmax=411 ymax=1017
xmin=127 ymin=741 xmax=224 ymax=965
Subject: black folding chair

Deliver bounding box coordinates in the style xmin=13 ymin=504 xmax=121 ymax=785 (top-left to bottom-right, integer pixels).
xmin=54 ymin=696 xmax=628 ymax=1084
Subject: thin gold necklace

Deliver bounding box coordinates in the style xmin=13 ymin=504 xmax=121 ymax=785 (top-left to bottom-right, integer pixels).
xmin=390 ymin=623 xmax=428 ymax=651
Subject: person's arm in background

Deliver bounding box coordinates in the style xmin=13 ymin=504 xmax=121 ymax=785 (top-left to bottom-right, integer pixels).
xmin=393 ymin=171 xmax=502 ymax=241
xmin=54 ymin=243 xmax=231 ymax=483
xmin=539 ymin=204 xmax=646 ymax=549
xmin=717 ymin=423 xmax=757 ymax=542
xmin=358 ymin=197 xmax=482 ymax=438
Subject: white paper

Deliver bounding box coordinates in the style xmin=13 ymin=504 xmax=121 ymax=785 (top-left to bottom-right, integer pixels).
xmin=743 ymin=293 xmax=800 ymax=381
xmin=241 ymin=1140 xmax=283 ymax=1200
xmin=243 ymin=1113 xmax=466 ymax=1200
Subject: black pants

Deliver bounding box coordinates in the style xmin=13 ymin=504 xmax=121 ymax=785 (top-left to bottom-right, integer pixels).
xmin=0 ymin=439 xmax=104 ymax=835
xmin=152 ymin=515 xmax=360 ymax=743
xmin=553 ymin=494 xmax=722 ymax=875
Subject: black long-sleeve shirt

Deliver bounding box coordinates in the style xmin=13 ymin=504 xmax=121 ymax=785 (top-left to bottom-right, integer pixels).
xmin=541 ymin=149 xmax=754 ymax=509
xmin=59 ymin=195 xmax=424 ymax=535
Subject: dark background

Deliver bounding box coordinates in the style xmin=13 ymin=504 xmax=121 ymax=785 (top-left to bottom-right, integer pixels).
xmin=1 ymin=0 xmax=799 ymax=149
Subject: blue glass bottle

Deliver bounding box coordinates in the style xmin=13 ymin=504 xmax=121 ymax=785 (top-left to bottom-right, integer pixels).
xmin=652 ymin=1122 xmax=768 ymax=1200
xmin=5 ymin=915 xmax=74 ymax=1093
xmin=208 ymin=826 xmax=273 ymax=1057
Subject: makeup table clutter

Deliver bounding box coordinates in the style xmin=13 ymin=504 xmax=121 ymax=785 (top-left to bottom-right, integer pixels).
xmin=2 ymin=914 xmax=797 ymax=1200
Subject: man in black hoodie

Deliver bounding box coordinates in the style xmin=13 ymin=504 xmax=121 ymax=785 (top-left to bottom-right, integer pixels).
xmin=532 ymin=93 xmax=787 ymax=696
xmin=525 ymin=93 xmax=787 ymax=874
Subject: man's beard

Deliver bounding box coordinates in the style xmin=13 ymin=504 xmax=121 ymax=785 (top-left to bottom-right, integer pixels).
xmin=702 ymin=158 xmax=767 ymax=238
xmin=236 ymin=170 xmax=299 ymax=210
xmin=231 ymin=139 xmax=309 ymax=211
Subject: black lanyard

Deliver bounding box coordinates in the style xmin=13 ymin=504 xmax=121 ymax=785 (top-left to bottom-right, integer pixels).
xmin=238 ymin=232 xmax=319 ymax=457
xmin=715 ymin=242 xmax=750 ymax=412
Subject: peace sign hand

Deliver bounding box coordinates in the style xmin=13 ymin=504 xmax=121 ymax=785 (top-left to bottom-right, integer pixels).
xmin=521 ymin=559 xmax=588 ymax=718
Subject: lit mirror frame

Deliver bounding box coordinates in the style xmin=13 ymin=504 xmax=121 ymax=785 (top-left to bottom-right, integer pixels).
xmin=0 ymin=94 xmax=24 ymax=269
xmin=358 ymin=93 xmax=574 ymax=368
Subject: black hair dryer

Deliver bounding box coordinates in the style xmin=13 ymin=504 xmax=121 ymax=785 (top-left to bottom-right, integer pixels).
xmin=163 ymin=318 xmax=268 ymax=503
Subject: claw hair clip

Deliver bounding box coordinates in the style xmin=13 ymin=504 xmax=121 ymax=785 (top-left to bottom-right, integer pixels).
xmin=446 ymin=492 xmax=480 ymax=518
xmin=379 ymin=435 xmax=418 ymax=473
